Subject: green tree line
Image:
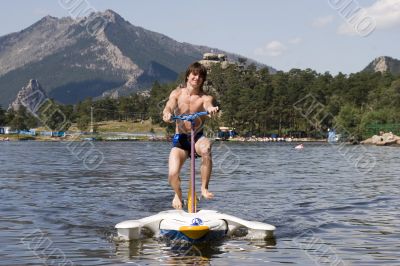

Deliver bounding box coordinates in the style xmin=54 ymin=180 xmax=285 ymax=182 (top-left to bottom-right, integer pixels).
xmin=149 ymin=63 xmax=400 ymax=140
xmin=0 ymin=93 xmax=149 ymax=132
xmin=1 ymin=62 xmax=400 ymax=140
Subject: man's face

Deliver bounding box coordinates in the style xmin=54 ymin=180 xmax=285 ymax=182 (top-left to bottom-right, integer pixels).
xmin=187 ymin=72 xmax=203 ymax=89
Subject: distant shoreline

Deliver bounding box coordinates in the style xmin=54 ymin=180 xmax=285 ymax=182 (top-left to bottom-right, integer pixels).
xmin=1 ymin=134 xmax=327 ymax=143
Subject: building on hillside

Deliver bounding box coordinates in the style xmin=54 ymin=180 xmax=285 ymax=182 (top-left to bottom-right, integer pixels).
xmin=199 ymin=53 xmax=231 ymax=69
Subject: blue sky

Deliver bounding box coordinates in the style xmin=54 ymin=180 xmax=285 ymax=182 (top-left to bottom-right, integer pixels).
xmin=1 ymin=0 xmax=399 ymax=74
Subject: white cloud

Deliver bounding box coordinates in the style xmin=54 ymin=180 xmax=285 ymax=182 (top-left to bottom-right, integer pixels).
xmin=312 ymin=15 xmax=334 ymax=28
xmin=364 ymin=0 xmax=400 ymax=28
xmin=337 ymin=0 xmax=400 ymax=36
xmin=254 ymin=41 xmax=287 ymax=57
xmin=289 ymin=37 xmax=302 ymax=44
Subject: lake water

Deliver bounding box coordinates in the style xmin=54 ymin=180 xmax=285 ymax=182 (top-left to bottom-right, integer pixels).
xmin=0 ymin=141 xmax=399 ymax=265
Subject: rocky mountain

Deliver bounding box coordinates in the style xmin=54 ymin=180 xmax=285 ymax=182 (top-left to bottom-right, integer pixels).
xmin=363 ymin=56 xmax=400 ymax=75
xmin=8 ymin=79 xmax=48 ymax=112
xmin=0 ymin=10 xmax=275 ymax=107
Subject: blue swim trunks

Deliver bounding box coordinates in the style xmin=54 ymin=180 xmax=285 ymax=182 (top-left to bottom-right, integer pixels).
xmin=172 ymin=131 xmax=204 ymax=157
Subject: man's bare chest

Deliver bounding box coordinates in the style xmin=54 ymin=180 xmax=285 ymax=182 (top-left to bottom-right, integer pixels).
xmin=177 ymin=94 xmax=204 ymax=112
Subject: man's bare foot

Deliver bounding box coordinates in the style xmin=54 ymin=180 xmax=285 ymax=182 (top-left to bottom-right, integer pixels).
xmin=201 ymin=188 xmax=214 ymax=199
xmin=172 ymin=193 xmax=183 ymax=209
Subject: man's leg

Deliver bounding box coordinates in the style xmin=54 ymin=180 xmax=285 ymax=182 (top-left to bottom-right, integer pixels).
xmin=168 ymin=147 xmax=188 ymax=209
xmin=195 ymin=137 xmax=214 ymax=199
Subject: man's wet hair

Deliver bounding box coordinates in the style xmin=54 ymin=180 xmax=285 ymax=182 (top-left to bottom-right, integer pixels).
xmin=185 ymin=62 xmax=207 ymax=86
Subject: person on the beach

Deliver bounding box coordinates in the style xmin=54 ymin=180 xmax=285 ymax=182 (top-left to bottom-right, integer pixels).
xmin=162 ymin=62 xmax=219 ymax=209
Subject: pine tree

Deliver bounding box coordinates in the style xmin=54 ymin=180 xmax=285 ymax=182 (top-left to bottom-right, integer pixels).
xmin=0 ymin=106 xmax=5 ymax=125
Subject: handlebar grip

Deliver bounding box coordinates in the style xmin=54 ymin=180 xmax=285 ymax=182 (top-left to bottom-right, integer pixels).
xmin=171 ymin=111 xmax=209 ymax=122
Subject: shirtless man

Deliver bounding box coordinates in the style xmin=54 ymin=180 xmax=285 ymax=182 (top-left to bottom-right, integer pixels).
xmin=162 ymin=62 xmax=219 ymax=209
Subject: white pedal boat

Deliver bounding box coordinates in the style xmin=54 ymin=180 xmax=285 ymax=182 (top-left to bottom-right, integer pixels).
xmin=115 ymin=209 xmax=275 ymax=243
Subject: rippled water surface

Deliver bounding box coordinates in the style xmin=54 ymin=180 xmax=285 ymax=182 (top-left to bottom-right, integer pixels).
xmin=0 ymin=141 xmax=399 ymax=265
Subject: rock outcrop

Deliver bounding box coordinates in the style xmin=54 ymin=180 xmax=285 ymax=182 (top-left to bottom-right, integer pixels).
xmin=8 ymin=79 xmax=48 ymax=113
xmin=361 ymin=132 xmax=400 ymax=146
xmin=363 ymin=56 xmax=400 ymax=75
xmin=373 ymin=56 xmax=389 ymax=72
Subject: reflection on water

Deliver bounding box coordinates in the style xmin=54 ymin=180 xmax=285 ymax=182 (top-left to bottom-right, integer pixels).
xmin=115 ymin=238 xmax=277 ymax=265
xmin=0 ymin=141 xmax=399 ymax=265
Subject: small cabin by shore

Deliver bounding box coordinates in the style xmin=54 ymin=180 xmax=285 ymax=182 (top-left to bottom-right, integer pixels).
xmin=0 ymin=126 xmax=11 ymax=134
xmin=217 ymin=127 xmax=238 ymax=140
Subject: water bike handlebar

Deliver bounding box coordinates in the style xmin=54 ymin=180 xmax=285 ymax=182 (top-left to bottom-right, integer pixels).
xmin=171 ymin=111 xmax=209 ymax=122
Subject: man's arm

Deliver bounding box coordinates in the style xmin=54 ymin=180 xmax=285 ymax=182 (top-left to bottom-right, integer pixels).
xmin=203 ymin=95 xmax=219 ymax=115
xmin=162 ymin=89 xmax=179 ymax=122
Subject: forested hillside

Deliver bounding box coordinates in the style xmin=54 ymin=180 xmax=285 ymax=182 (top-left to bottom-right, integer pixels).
xmin=2 ymin=62 xmax=400 ymax=140
xmin=149 ymin=63 xmax=400 ymax=139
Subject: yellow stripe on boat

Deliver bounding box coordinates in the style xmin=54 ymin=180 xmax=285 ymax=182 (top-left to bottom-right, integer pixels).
xmin=187 ymin=189 xmax=197 ymax=213
xmin=179 ymin=225 xmax=209 ymax=239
